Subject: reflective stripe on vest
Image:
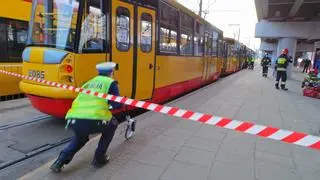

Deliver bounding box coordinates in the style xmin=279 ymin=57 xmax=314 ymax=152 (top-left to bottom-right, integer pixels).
xmin=65 ymin=76 xmax=114 ymax=121
xmin=277 ymin=57 xmax=287 ymax=70
xmin=277 ymin=58 xmax=286 ymax=64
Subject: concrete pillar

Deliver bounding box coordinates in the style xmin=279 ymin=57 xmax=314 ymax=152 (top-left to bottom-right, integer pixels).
xmin=271 ymin=50 xmax=278 ymax=68
xmin=277 ymin=38 xmax=297 ymax=78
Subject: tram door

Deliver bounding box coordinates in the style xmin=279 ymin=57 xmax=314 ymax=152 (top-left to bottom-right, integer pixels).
xmin=134 ymin=7 xmax=156 ymax=100
xmin=112 ymin=1 xmax=155 ymax=100
xmin=111 ymin=1 xmax=134 ymax=98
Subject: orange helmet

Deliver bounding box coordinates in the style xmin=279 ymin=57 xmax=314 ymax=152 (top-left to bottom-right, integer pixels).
xmin=282 ymin=48 xmax=289 ymax=55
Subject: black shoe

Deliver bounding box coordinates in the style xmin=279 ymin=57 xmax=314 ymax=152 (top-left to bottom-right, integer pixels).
xmin=50 ymin=153 xmax=71 ymax=173
xmin=92 ymin=155 xmax=110 ymax=168
xmin=50 ymin=159 xmax=65 ymax=173
xmin=281 ymin=87 xmax=288 ymax=91
xmin=275 ymin=86 xmax=279 ymax=89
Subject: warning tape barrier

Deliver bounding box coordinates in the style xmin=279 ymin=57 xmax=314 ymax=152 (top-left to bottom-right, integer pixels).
xmin=1 ymin=69 xmax=320 ymax=151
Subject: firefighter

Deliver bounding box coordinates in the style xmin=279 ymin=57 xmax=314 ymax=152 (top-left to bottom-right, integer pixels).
xmin=275 ymin=48 xmax=292 ymax=90
xmin=50 ymin=62 xmax=122 ymax=173
xmin=261 ymin=53 xmax=271 ymax=77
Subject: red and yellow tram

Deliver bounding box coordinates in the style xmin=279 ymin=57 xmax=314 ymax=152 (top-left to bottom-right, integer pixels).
xmin=20 ymin=0 xmax=251 ymax=118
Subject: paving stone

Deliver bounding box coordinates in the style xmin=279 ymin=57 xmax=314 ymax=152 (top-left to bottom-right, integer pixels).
xmin=255 ymin=161 xmax=299 ymax=180
xmin=296 ymin=167 xmax=320 ymax=180
xmin=148 ymin=135 xmax=186 ymax=153
xmin=256 ymin=138 xmax=292 ymax=157
xmin=218 ymin=135 xmax=255 ymax=157
xmin=215 ymin=151 xmax=254 ymax=166
xmin=173 ymin=120 xmax=202 ymax=132
xmin=160 ymin=160 xmax=210 ymax=180
xmin=185 ymin=135 xmax=221 ymax=152
xmin=110 ymin=161 xmax=164 ymax=180
xmin=193 ymin=125 xmax=227 ymax=141
xmin=255 ymin=151 xmax=295 ymax=168
xmin=224 ymin=131 xmax=256 ymax=144
xmin=291 ymin=146 xmax=320 ymax=170
xmin=161 ymin=127 xmax=194 ymax=141
xmin=214 ymin=105 xmax=241 ymax=119
xmin=174 ymin=146 xmax=215 ymax=167
xmin=208 ymin=161 xmax=254 ymax=180
xmin=132 ymin=146 xmax=176 ymax=168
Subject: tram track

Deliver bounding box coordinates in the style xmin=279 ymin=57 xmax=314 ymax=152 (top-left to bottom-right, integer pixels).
xmin=0 ymin=137 xmax=72 ymax=170
xmin=0 ymin=115 xmax=52 ymax=131
xmin=0 ymin=114 xmax=73 ymax=173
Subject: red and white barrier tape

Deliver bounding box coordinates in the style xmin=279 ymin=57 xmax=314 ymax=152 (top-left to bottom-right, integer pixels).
xmin=1 ymin=69 xmax=320 ymax=151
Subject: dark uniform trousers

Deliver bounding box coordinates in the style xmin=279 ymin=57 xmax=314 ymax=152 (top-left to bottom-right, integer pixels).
xmin=61 ymin=117 xmax=119 ymax=163
xmin=262 ymin=66 xmax=268 ymax=76
xmin=275 ymin=71 xmax=287 ymax=88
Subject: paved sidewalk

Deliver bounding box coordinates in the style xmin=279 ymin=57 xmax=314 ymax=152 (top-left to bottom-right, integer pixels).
xmin=20 ymin=67 xmax=320 ymax=180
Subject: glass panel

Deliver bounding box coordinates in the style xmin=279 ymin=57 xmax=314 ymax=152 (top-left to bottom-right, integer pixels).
xmin=180 ymin=12 xmax=193 ymax=56
xmin=194 ymin=22 xmax=204 ymax=56
xmin=212 ymin=30 xmax=218 ymax=56
xmin=180 ymin=32 xmax=193 ymax=55
xmin=29 ymin=0 xmax=79 ymax=51
xmin=7 ymin=20 xmax=28 ymax=62
xmin=79 ymin=0 xmax=106 ymax=53
xmin=116 ymin=7 xmax=130 ymax=51
xmin=0 ymin=20 xmax=7 ymax=62
xmin=140 ymin=13 xmax=152 ymax=53
xmin=160 ymin=2 xmax=178 ymax=53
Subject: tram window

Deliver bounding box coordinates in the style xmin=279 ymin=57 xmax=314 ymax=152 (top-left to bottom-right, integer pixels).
xmin=116 ymin=7 xmax=130 ymax=52
xmin=194 ymin=22 xmax=204 ymax=56
xmin=180 ymin=12 xmax=193 ymax=56
xmin=159 ymin=2 xmax=178 ymax=54
xmin=218 ymin=40 xmax=224 ymax=57
xmin=7 ymin=20 xmax=28 ymax=61
xmin=212 ymin=30 xmax=218 ymax=56
xmin=79 ymin=0 xmax=106 ymax=53
xmin=204 ymin=33 xmax=212 ymax=56
xmin=0 ymin=19 xmax=27 ymax=63
xmin=140 ymin=13 xmax=152 ymax=53
xmin=29 ymin=0 xmax=79 ymax=51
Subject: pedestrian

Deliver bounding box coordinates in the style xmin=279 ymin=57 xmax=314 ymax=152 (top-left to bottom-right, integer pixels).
xmin=50 ymin=62 xmax=123 ymax=173
xmin=302 ymin=58 xmax=311 ymax=73
xmin=275 ymin=48 xmax=292 ymax=90
xmin=261 ymin=53 xmax=271 ymax=77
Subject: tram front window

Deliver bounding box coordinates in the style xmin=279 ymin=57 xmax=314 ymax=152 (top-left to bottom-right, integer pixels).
xmin=29 ymin=0 xmax=79 ymax=51
xmin=78 ymin=0 xmax=106 ymax=53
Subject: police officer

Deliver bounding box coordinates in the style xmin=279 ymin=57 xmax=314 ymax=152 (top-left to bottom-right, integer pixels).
xmin=50 ymin=62 xmax=122 ymax=173
xmin=261 ymin=53 xmax=271 ymax=77
xmin=275 ymin=48 xmax=292 ymax=90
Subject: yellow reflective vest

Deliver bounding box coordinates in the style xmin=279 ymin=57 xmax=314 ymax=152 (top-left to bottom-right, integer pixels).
xmin=65 ymin=76 xmax=114 ymax=121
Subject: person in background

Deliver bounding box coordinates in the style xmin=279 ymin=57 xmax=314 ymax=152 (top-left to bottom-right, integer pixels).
xmin=302 ymin=58 xmax=311 ymax=73
xmin=50 ymin=62 xmax=122 ymax=173
xmin=261 ymin=53 xmax=271 ymax=77
xmin=275 ymin=48 xmax=292 ymax=90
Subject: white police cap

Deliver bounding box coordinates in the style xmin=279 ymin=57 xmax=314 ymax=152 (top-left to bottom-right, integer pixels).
xmin=96 ymin=62 xmax=116 ymax=72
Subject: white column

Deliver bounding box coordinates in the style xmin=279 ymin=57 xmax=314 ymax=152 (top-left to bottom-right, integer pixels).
xmin=277 ymin=38 xmax=297 ymax=78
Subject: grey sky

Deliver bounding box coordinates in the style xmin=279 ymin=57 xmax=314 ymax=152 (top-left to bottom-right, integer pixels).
xmin=177 ymin=0 xmax=260 ymax=49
